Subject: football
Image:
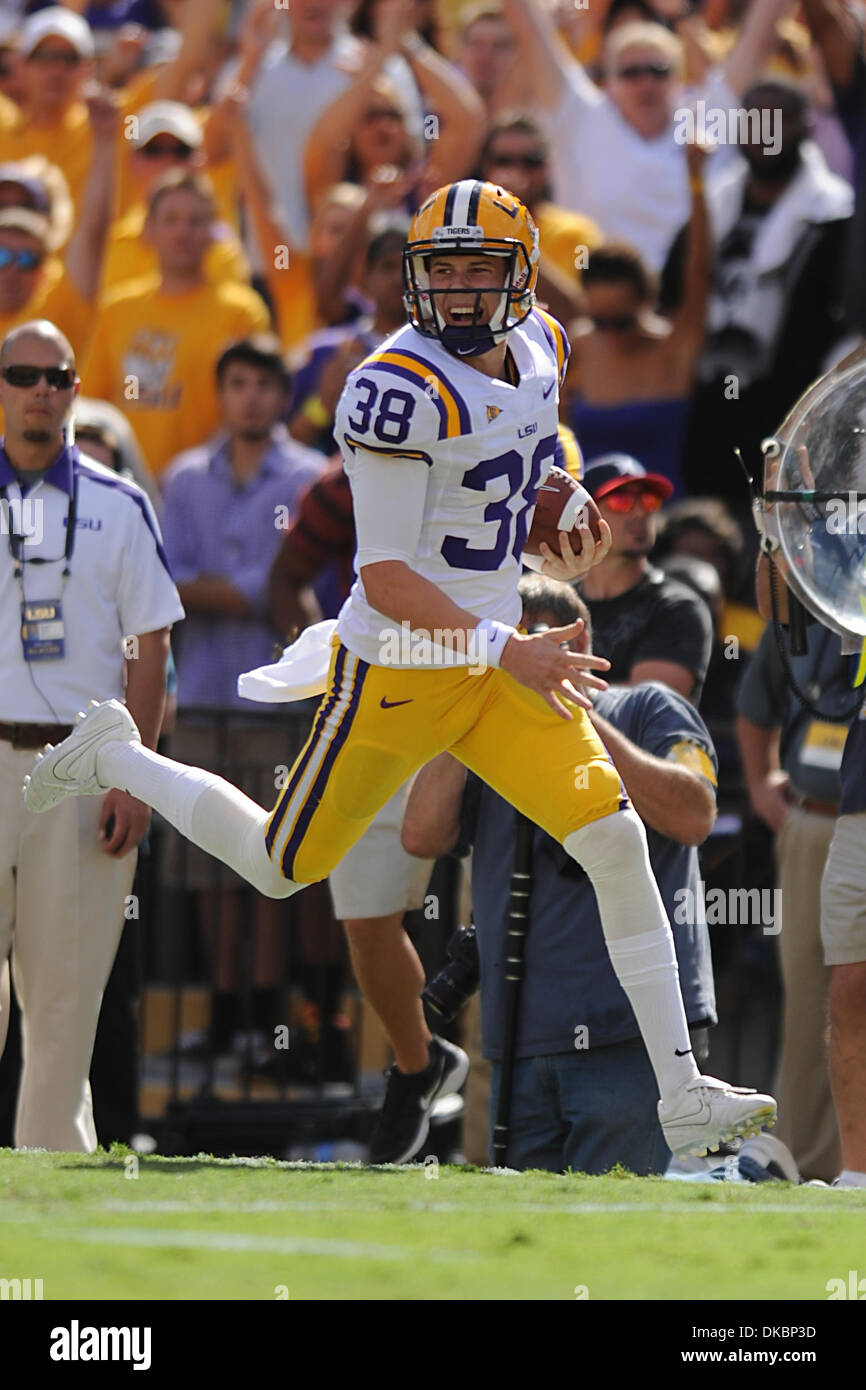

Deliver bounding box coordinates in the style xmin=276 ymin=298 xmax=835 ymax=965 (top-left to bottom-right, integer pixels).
xmin=524 ymin=465 xmax=604 ymax=558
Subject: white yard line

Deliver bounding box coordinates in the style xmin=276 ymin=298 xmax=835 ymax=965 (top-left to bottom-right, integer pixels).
xmin=4 ymin=1198 xmax=862 ymax=1218
xmin=13 ymin=1223 xmax=479 ymax=1262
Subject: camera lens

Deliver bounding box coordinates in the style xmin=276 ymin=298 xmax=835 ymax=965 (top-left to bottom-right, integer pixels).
xmin=421 ymin=925 xmax=480 ymax=1022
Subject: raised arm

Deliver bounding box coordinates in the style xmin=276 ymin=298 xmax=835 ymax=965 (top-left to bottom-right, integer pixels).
xmin=398 ymin=30 xmax=485 ymax=184
xmin=722 ymin=0 xmax=797 ymax=100
xmin=500 ymin=0 xmax=572 ymax=110
xmin=64 ymin=89 xmax=119 ymax=302
xmin=204 ymin=0 xmax=284 ymax=163
xmin=221 ymin=86 xmax=298 ymax=279
xmin=313 ymin=170 xmax=412 ymax=326
xmin=303 ymin=48 xmax=389 ymax=213
xmin=552 ymin=0 xmax=614 ymax=61
xmin=801 ymin=0 xmax=860 ymax=92
xmin=153 ymin=0 xmax=226 ymax=104
xmin=668 ymin=140 xmax=710 ymax=377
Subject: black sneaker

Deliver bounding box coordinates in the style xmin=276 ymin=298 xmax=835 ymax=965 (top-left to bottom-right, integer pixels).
xmin=368 ymin=1036 xmax=469 ymax=1165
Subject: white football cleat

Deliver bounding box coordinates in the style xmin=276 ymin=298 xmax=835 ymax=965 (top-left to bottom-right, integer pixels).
xmin=22 ymin=698 xmax=141 ymax=814
xmin=659 ymin=1074 xmax=777 ymax=1159
xmin=829 ymin=1173 xmax=866 ymax=1190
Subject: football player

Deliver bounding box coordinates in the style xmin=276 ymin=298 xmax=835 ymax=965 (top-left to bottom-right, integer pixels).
xmin=24 ymin=180 xmax=776 ymax=1158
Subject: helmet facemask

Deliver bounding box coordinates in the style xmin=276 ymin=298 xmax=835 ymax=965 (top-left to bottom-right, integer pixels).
xmin=403 ymin=234 xmax=536 ymax=357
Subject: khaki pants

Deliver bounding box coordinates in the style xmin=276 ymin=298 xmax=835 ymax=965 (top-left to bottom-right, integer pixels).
xmin=774 ymin=806 xmax=841 ymax=1182
xmin=821 ymin=811 xmax=866 ymax=965
xmin=0 ymin=741 xmax=136 ymax=1152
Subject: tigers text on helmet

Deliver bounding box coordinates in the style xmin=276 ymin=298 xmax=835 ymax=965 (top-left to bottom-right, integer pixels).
xmin=403 ymin=180 xmax=540 ymax=358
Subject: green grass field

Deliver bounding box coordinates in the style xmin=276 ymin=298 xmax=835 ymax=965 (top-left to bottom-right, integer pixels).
xmin=1 ymin=1147 xmax=865 ymax=1301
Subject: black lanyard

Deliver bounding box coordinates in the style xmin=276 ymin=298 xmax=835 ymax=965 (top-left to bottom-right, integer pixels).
xmin=1 ymin=469 xmax=78 ymax=579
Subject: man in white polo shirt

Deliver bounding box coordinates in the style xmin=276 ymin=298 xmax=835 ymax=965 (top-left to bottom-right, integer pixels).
xmin=0 ymin=317 xmax=183 ymax=1152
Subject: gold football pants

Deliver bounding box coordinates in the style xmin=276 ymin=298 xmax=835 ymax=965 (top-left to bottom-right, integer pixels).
xmin=265 ymin=641 xmax=629 ymax=884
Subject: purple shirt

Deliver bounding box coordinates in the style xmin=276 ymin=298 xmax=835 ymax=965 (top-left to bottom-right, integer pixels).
xmin=160 ymin=428 xmax=324 ymax=709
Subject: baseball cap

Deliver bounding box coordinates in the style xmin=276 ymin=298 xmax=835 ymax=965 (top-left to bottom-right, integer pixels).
xmin=133 ymin=102 xmax=203 ymax=152
xmin=0 ymin=207 xmax=50 ymax=243
xmin=19 ymin=7 xmax=95 ymax=60
xmin=0 ymin=165 xmax=51 ymax=216
xmin=582 ymin=453 xmax=674 ymax=502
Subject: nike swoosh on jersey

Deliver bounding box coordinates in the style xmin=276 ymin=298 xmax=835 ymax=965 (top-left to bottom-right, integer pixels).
xmin=542 ymin=381 xmax=555 ymax=399
xmin=674 ymin=1047 xmax=693 ymax=1057
xmin=380 ymin=697 xmax=414 ymax=709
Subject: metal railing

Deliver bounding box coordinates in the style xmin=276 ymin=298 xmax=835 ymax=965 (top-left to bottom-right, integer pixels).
xmin=136 ymin=705 xmax=462 ymax=1158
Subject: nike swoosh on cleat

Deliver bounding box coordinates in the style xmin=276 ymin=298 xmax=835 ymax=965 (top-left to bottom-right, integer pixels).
xmin=674 ymin=1047 xmax=693 ymax=1057
xmin=380 ymin=697 xmax=414 ymax=709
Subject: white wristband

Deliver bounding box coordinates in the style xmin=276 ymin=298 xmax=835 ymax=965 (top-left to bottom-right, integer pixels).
xmin=475 ymin=618 xmax=517 ymax=668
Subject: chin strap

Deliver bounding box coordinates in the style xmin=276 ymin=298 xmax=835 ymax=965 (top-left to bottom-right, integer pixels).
xmin=438 ymin=322 xmax=500 ymax=357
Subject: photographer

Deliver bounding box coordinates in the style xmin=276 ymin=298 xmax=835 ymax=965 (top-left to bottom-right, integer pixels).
xmin=755 ymin=536 xmax=866 ymax=1191
xmin=403 ymin=578 xmax=718 ymax=1174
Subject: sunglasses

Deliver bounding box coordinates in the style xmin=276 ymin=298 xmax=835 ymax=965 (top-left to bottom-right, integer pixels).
xmin=489 ymin=152 xmax=546 ymax=169
xmin=616 ymin=63 xmax=671 ymax=81
xmin=0 ymin=247 xmax=43 ymax=272
xmin=602 ymin=487 xmax=664 ymax=514
xmin=2 ymin=364 xmax=75 ymax=389
xmin=26 ymin=48 xmax=82 ymax=67
xmin=590 ymin=313 xmax=637 ymax=332
xmin=139 ymin=140 xmax=194 ymax=159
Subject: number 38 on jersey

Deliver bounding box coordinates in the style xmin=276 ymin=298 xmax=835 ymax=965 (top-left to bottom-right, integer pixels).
xmin=337 ymin=311 xmax=570 ymax=581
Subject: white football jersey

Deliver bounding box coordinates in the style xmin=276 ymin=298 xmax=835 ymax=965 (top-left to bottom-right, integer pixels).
xmin=335 ymin=308 xmax=570 ymax=667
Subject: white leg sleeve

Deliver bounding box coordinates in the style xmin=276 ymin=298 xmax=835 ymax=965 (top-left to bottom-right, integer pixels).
xmin=97 ymin=743 xmax=302 ymax=900
xmin=564 ymin=808 xmax=701 ymax=1101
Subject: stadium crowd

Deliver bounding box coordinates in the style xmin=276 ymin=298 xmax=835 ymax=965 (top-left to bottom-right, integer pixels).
xmin=0 ymin=0 xmax=864 ymax=1182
